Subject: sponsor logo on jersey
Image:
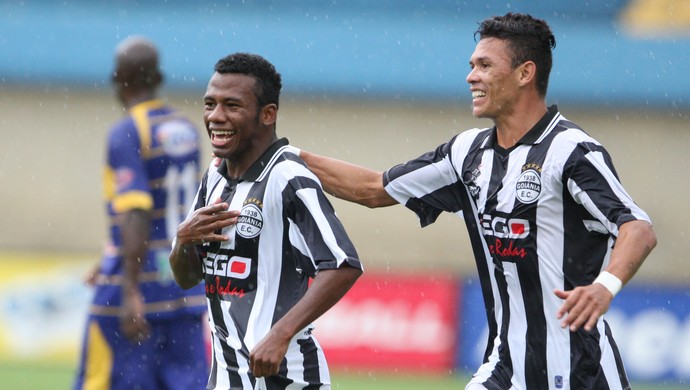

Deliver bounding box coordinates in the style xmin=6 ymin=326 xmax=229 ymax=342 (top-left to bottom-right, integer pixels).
xmin=157 ymin=119 xmax=198 ymax=157
xmin=480 ymin=214 xmax=530 ymax=259
xmin=237 ymin=202 xmax=263 ymax=239
xmin=115 ymin=167 xmax=135 ymax=191
xmin=203 ymin=253 xmax=252 ymax=280
xmin=516 ymin=163 xmax=542 ymax=204
xmin=481 ymin=214 xmax=530 ymax=239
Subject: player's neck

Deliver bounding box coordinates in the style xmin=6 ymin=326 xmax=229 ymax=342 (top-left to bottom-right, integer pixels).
xmin=494 ymin=101 xmax=547 ymax=149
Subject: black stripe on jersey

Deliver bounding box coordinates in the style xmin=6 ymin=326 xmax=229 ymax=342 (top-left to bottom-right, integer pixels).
xmin=475 ymin=141 xmax=513 ymax=388
xmin=561 ymin=188 xmax=609 ymax=290
xmin=487 ymin=271 xmax=514 ymax=389
xmin=564 ymin=141 xmax=636 ymax=228
xmin=569 ymin=325 xmax=605 ymax=389
xmin=265 ymin=360 xmax=294 ymax=390
xmin=195 ymin=170 xmax=211 ymax=210
xmin=561 ymin=141 xmax=619 ymax=289
xmin=298 ymin=337 xmax=324 ymax=388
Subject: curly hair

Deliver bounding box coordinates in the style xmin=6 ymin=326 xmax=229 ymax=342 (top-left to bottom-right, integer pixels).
xmin=214 ymin=53 xmax=282 ymax=108
xmin=475 ymin=13 xmax=556 ymax=97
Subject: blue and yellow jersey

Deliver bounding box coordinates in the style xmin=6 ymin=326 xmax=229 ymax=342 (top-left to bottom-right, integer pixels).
xmin=93 ymin=99 xmax=205 ymax=319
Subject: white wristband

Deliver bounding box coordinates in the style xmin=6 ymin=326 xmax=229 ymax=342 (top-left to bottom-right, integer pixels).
xmin=593 ymin=271 xmax=623 ymax=297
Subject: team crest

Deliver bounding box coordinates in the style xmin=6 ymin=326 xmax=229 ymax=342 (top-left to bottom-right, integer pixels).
xmin=516 ymin=164 xmax=542 ymax=204
xmin=236 ymin=203 xmax=263 ymax=239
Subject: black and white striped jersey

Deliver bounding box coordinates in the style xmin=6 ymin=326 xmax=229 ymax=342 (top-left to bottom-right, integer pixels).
xmin=191 ymin=138 xmax=362 ymax=390
xmin=383 ymin=105 xmax=650 ymax=390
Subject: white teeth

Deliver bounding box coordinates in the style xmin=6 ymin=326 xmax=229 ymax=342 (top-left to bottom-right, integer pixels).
xmin=213 ymin=130 xmax=236 ymax=136
xmin=472 ymin=91 xmax=486 ymax=98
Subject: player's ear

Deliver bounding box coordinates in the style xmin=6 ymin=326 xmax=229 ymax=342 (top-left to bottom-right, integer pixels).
xmin=517 ymin=60 xmax=537 ymax=88
xmin=260 ymin=104 xmax=277 ymax=127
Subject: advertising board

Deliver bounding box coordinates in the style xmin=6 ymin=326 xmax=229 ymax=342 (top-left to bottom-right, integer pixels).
xmin=458 ymin=278 xmax=690 ymax=383
xmin=314 ymin=272 xmax=458 ymax=373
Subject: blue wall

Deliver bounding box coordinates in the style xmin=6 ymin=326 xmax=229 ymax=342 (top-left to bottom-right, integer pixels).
xmin=1 ymin=1 xmax=687 ymax=108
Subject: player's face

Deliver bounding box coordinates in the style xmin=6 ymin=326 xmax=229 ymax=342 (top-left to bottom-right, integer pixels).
xmin=466 ymin=37 xmax=522 ymax=121
xmin=203 ymin=72 xmax=263 ymax=164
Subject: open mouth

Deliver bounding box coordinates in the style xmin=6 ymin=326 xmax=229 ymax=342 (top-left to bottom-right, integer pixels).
xmin=211 ymin=130 xmax=237 ymax=147
xmin=472 ymin=90 xmax=486 ymax=100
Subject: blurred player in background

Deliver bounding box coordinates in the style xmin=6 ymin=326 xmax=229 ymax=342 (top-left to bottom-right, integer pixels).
xmin=299 ymin=12 xmax=657 ymax=390
xmin=169 ymin=52 xmax=363 ymax=389
xmin=73 ymin=36 xmax=209 ymax=389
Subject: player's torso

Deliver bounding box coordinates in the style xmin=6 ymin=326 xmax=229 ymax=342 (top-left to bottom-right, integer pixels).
xmin=199 ymin=162 xmax=308 ymax=333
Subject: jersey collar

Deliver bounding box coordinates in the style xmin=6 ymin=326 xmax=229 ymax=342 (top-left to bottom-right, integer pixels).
xmin=482 ymin=104 xmax=560 ymax=150
xmin=216 ymin=138 xmax=290 ymax=182
xmin=127 ymin=99 xmax=165 ymax=112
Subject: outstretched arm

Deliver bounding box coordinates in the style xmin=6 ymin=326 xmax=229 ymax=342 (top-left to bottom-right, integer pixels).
xmin=249 ymin=265 xmax=362 ymax=378
xmin=300 ymin=150 xmax=397 ymax=208
xmin=555 ymin=220 xmax=657 ymax=331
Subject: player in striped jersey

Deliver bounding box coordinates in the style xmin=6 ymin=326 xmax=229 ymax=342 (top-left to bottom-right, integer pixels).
xmin=74 ymin=37 xmax=209 ymax=390
xmin=300 ymin=13 xmax=656 ymax=390
xmin=169 ymin=53 xmax=363 ymax=389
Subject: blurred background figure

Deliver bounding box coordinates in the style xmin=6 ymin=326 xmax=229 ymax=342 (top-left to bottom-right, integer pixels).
xmin=73 ymin=36 xmax=209 ymax=390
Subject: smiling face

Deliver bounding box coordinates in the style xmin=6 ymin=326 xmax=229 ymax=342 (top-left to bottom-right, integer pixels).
xmin=203 ymin=72 xmax=276 ymax=175
xmin=466 ymin=37 xmax=522 ymax=121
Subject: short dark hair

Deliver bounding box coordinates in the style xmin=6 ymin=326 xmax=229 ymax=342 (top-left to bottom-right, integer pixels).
xmin=475 ymin=13 xmax=556 ymax=97
xmin=214 ymin=53 xmax=282 ymax=108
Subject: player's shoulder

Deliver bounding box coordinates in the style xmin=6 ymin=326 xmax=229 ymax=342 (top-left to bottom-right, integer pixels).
xmin=551 ymin=115 xmax=601 ymax=147
xmin=107 ymin=116 xmax=140 ymax=148
xmin=261 ymin=145 xmax=321 ymax=192
xmin=450 ymin=126 xmax=492 ymax=154
xmin=267 ymin=145 xmax=311 ymax=178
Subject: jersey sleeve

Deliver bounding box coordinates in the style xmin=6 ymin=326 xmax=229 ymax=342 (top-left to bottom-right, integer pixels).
xmin=383 ymin=135 xmax=465 ymax=227
xmin=281 ymin=157 xmax=362 ymax=277
xmin=106 ymin=121 xmax=153 ymax=214
xmin=563 ymin=141 xmax=651 ymax=236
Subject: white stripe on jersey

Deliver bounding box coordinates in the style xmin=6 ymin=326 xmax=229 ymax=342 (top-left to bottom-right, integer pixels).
xmin=495 ymin=146 xmax=530 ymax=212
xmin=245 ymin=179 xmax=281 ymax=352
xmin=385 ymin=156 xmax=460 ymax=206
xmin=295 ymin=187 xmax=349 ymax=265
xmin=536 ymin=187 xmax=571 ymax=390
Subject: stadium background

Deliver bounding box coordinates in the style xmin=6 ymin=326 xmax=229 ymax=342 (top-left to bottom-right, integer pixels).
xmin=0 ymin=0 xmax=688 ymax=388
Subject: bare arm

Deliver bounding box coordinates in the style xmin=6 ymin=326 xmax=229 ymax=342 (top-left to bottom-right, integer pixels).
xmin=169 ymin=200 xmax=239 ymax=289
xmin=120 ymin=209 xmax=151 ymax=342
xmin=249 ymin=266 xmax=362 ymax=377
xmin=300 ymin=150 xmax=397 ymax=208
xmin=555 ymin=220 xmax=657 ymax=331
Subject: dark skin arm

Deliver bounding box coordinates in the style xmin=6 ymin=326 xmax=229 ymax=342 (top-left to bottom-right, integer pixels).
xmin=249 ymin=266 xmax=362 ymax=378
xmin=299 ymin=150 xmax=396 ymax=208
xmin=169 ymin=199 xmax=239 ymax=289
xmin=120 ymin=209 xmax=151 ymax=342
xmin=555 ymin=220 xmax=657 ymax=331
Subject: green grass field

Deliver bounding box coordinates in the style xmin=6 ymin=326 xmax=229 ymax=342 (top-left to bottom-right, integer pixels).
xmin=1 ymin=361 xmax=687 ymax=390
